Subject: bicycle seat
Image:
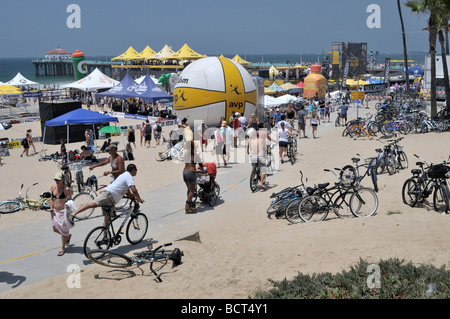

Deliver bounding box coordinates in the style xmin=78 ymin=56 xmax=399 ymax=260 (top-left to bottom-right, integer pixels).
xmin=318 ymin=182 xmax=330 ymax=189
xmin=306 ymin=187 xmax=317 ymax=195
xmin=416 ymin=162 xmax=424 ymax=167
xmin=375 ymin=148 xmax=382 ymax=153
xmin=351 ymin=158 xmax=360 ymax=163
xmin=411 ymin=169 xmax=421 ymax=175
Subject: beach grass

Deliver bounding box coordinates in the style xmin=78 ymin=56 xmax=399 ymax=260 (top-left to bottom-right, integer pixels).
xmin=251 ymin=258 xmax=450 ymax=299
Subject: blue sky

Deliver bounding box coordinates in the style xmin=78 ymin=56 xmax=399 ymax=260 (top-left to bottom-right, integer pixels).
xmin=0 ymin=0 xmax=429 ymax=58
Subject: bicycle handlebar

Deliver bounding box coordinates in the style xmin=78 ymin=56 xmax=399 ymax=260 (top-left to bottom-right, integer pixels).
xmin=150 ymin=243 xmax=173 ymax=282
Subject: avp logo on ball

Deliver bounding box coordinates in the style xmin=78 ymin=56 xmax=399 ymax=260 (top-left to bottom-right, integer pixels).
xmin=366 ymin=4 xmax=381 ymax=29
xmin=66 ymin=4 xmax=81 ymax=29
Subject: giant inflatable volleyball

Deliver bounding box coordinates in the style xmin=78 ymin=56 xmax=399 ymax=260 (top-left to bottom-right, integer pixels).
xmin=173 ymin=57 xmax=258 ymax=127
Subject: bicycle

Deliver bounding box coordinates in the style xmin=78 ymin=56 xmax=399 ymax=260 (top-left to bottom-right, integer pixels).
xmin=156 ymin=141 xmax=185 ymax=162
xmin=295 ymin=169 xmax=378 ymax=222
xmin=249 ymin=144 xmax=275 ymax=192
xmin=339 ymin=154 xmax=379 ymax=192
xmin=415 ymin=118 xmax=445 ymax=134
xmin=87 ymin=242 xmax=183 ymax=283
xmin=72 ymin=170 xmax=130 ymax=220
xmin=0 ymin=183 xmax=51 ymax=213
xmin=83 ymin=200 xmax=148 ymax=258
xmin=402 ymin=154 xmax=450 ymax=214
xmin=286 ymin=135 xmax=297 ymax=165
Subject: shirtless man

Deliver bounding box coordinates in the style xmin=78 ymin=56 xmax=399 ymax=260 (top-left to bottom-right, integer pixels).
xmin=89 ymin=144 xmax=124 ymax=180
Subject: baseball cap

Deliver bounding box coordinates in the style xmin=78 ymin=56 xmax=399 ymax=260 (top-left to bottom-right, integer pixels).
xmin=221 ymin=121 xmax=227 ymax=126
xmin=54 ymin=172 xmax=63 ymax=181
xmin=235 ymin=112 xmax=240 ymax=116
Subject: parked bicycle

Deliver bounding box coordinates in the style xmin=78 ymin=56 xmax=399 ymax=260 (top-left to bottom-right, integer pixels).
xmin=83 ymin=200 xmax=148 ymax=258
xmin=156 ymin=140 xmax=185 ymax=162
xmin=0 ymin=183 xmax=51 ymax=213
xmin=87 ymin=242 xmax=183 ymax=283
xmin=339 ymin=154 xmax=379 ymax=192
xmin=293 ymin=169 xmax=379 ymax=222
xmin=402 ymin=154 xmax=450 ymax=214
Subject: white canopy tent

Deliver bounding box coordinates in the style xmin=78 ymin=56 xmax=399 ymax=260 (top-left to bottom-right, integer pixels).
xmin=6 ymin=72 xmax=39 ymax=87
xmin=135 ymin=75 xmax=159 ymax=85
xmin=276 ymin=94 xmax=301 ymax=104
xmin=264 ymin=95 xmax=282 ymax=108
xmin=61 ymin=68 xmax=119 ymax=92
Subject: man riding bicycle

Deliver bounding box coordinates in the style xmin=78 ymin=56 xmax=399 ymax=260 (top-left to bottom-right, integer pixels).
xmin=70 ymin=164 xmax=144 ymax=226
xmin=248 ymin=128 xmax=269 ymax=189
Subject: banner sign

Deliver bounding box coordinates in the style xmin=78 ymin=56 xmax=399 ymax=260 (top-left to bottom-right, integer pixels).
xmin=363 ymin=83 xmax=388 ymax=94
xmin=23 ymin=91 xmax=43 ymax=98
xmin=384 ymin=58 xmax=391 ymax=85
xmin=342 ymin=59 xmax=350 ymax=87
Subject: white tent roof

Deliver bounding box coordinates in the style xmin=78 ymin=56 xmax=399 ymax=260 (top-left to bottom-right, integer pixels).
xmin=61 ymin=68 xmax=119 ymax=92
xmin=264 ymin=95 xmax=282 ymax=108
xmin=135 ymin=75 xmax=159 ymax=85
xmin=6 ymin=72 xmax=39 ymax=86
xmin=276 ymin=94 xmax=301 ymax=104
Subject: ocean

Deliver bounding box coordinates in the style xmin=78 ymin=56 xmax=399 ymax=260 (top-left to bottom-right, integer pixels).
xmin=0 ymin=52 xmax=427 ymax=86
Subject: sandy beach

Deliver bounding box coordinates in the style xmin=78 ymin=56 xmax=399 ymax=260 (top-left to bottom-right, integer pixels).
xmin=1 ymin=101 xmax=450 ymax=299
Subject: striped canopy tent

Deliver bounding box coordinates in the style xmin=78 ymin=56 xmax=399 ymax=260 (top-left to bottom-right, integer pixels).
xmin=264 ymin=87 xmax=276 ymax=95
xmin=281 ymin=82 xmax=301 ymax=93
xmin=268 ymin=82 xmax=287 ymax=92
xmin=232 ymin=54 xmax=251 ymax=65
xmin=146 ymin=44 xmax=175 ymax=60
xmin=136 ymin=45 xmax=157 ymax=60
xmin=162 ymin=43 xmax=206 ymax=60
xmin=111 ymin=46 xmax=141 ymax=61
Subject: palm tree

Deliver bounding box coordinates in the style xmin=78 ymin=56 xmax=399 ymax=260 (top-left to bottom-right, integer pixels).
xmin=437 ymin=2 xmax=450 ymax=112
xmin=398 ymin=0 xmax=410 ymax=94
xmin=406 ymin=0 xmax=439 ymax=118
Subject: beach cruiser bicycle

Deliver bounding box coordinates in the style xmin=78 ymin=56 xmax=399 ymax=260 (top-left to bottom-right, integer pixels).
xmin=286 ymin=135 xmax=297 ymax=165
xmin=294 ymin=168 xmax=379 ymax=222
xmin=87 ymin=243 xmax=183 ymax=283
xmin=374 ymin=138 xmax=408 ymax=175
xmin=339 ymin=154 xmax=379 ymax=192
xmin=72 ymin=170 xmax=130 ymax=220
xmin=402 ymin=154 xmax=450 ymax=214
xmin=0 ymin=183 xmax=51 ymax=214
xmin=83 ymin=199 xmax=148 ymax=258
xmin=249 ymin=144 xmax=276 ymax=192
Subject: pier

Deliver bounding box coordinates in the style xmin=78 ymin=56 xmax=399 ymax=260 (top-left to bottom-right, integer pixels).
xmin=32 ymin=59 xmax=116 ymax=77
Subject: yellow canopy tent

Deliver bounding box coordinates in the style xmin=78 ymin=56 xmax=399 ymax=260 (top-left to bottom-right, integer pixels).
xmin=136 ymin=45 xmax=157 ymax=60
xmin=0 ymin=84 xmax=22 ymax=95
xmin=269 ymin=65 xmax=279 ymax=77
xmin=111 ymin=46 xmax=141 ymax=61
xmin=264 ymin=87 xmax=276 ymax=95
xmin=232 ymin=54 xmax=251 ymax=65
xmin=280 ymin=83 xmax=300 ymax=91
xmin=162 ymin=43 xmax=206 ymax=60
xmin=346 ymin=79 xmax=369 ymax=87
xmin=146 ymin=44 xmax=175 ymax=60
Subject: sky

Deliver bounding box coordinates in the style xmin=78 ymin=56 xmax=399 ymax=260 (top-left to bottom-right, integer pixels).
xmin=0 ymin=0 xmax=430 ymax=59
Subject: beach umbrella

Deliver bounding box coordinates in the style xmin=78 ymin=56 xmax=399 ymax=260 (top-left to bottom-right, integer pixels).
xmin=99 ymin=126 xmax=124 ymax=134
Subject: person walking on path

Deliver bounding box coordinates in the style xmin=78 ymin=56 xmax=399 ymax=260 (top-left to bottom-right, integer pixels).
xmin=297 ymin=105 xmax=308 ymax=138
xmin=213 ymin=124 xmax=226 ymax=167
xmin=310 ymin=109 xmax=320 ymax=139
xmin=89 ymin=144 xmax=125 ymax=180
xmin=127 ymin=125 xmax=136 ymax=149
xmin=276 ymin=119 xmax=299 ymax=164
xmin=221 ymin=121 xmax=233 ymax=164
xmin=139 ymin=122 xmax=146 ymax=147
xmin=337 ymin=102 xmax=349 ymax=126
xmin=20 ymin=131 xmax=30 ymax=157
xmin=26 ymin=129 xmax=37 ymax=154
xmin=144 ymin=120 xmax=152 ymax=148
xmin=50 ymin=172 xmax=73 ymax=256
xmin=324 ymin=101 xmax=331 ymax=122
xmin=183 ymin=138 xmax=203 ymax=214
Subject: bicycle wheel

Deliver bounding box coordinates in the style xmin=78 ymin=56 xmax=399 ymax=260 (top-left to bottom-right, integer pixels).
xmin=0 ymin=200 xmax=22 ymax=213
xmin=401 ymin=178 xmax=420 ymax=207
xmin=433 ymin=183 xmax=449 ymax=214
xmin=72 ymin=192 xmax=96 ymax=220
xmin=267 ymin=199 xmax=286 ymax=216
xmin=398 ymin=151 xmax=408 ymax=170
xmin=339 ymin=165 xmax=357 ymax=187
xmin=289 ymin=146 xmax=296 ymax=165
xmin=332 ymin=191 xmax=355 ymax=218
xmin=83 ymin=226 xmax=112 ymax=258
xmin=376 ymin=157 xmax=386 ymax=175
xmin=126 ymin=212 xmax=148 ymax=244
xmin=42 ymin=198 xmax=51 ymax=209
xmin=250 ymin=170 xmax=259 ymax=192
xmin=285 ymin=198 xmax=303 ymax=223
xmin=298 ymin=195 xmax=329 ymax=222
xmin=349 ymin=187 xmax=378 ymax=218
xmin=398 ymin=123 xmax=411 ymax=135
xmin=87 ymin=249 xmax=133 ymax=268
xmin=386 ymin=155 xmax=397 ymax=175
xmin=156 ymin=150 xmax=170 ymax=162
xmin=433 ymin=121 xmax=444 ymax=133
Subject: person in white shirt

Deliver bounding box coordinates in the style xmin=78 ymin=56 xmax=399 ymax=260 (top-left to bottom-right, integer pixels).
xmin=276 ymin=115 xmax=299 ymax=164
xmin=70 ymin=164 xmax=144 ymax=226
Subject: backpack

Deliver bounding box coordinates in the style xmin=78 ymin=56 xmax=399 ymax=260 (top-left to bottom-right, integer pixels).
xmin=156 ymin=124 xmax=162 ymax=133
xmin=145 ymin=124 xmax=152 ymax=135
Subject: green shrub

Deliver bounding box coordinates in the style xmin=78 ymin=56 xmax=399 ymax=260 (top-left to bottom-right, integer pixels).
xmin=251 ymin=258 xmax=450 ymax=299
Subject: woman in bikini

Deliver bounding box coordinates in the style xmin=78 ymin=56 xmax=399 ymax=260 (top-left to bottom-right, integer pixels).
xmin=50 ymin=172 xmax=72 ymax=256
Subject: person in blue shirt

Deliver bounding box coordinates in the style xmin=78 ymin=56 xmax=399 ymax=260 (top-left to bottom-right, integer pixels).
xmin=272 ymin=108 xmax=283 ymax=127
xmin=337 ymin=102 xmax=349 ymax=126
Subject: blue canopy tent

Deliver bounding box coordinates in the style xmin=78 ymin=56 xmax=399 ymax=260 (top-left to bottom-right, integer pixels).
xmin=41 ymin=108 xmax=127 ymax=161
xmin=127 ymin=73 xmax=173 ymax=103
xmin=95 ymin=74 xmax=138 ymax=112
